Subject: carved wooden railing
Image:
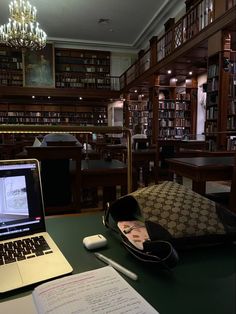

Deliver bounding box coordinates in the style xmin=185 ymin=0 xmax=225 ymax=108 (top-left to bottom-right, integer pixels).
xmin=120 ymin=0 xmax=235 ymax=90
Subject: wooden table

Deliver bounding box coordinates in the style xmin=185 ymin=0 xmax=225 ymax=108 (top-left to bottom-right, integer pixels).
xmin=166 ymin=156 xmax=234 ymax=195
xmin=1 ymin=213 xmax=235 ymax=314
xmin=81 ymin=159 xmax=127 ymax=208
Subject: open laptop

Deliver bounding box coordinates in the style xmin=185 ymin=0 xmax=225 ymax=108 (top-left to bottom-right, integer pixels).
xmin=0 ymin=159 xmax=73 ymax=293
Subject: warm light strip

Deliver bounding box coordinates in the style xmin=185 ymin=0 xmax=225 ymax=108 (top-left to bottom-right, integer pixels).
xmin=0 ymin=124 xmax=127 ymax=134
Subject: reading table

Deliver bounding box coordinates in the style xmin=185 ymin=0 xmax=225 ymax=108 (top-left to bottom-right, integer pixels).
xmin=0 ymin=213 xmax=235 ymax=314
xmin=166 ymin=156 xmax=234 ymax=194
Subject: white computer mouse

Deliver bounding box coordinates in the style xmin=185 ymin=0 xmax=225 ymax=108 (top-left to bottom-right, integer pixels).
xmin=83 ymin=234 xmax=107 ymax=250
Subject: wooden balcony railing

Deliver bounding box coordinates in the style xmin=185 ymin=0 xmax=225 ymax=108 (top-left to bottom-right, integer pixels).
xmin=120 ymin=0 xmax=235 ymax=90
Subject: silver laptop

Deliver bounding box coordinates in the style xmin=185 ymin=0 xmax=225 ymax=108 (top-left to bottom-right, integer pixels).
xmin=0 ymin=159 xmax=73 ymax=293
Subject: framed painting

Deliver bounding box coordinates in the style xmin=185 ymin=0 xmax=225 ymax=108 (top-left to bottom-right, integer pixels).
xmin=23 ymin=43 xmax=55 ymax=88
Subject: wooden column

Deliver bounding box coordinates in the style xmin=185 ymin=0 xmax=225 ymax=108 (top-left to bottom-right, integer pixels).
xmin=149 ymin=36 xmax=158 ymax=67
xmin=148 ymin=75 xmax=159 ymax=144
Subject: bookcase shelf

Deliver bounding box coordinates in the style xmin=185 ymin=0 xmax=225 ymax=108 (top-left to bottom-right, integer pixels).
xmin=123 ymin=77 xmax=196 ymax=141
xmin=0 ymin=46 xmax=112 ymax=129
xmin=125 ymin=98 xmax=149 ymax=134
xmin=0 ymin=104 xmax=107 ymax=126
xmin=0 ymin=47 xmax=23 ymax=87
xmin=55 ymin=48 xmax=111 ymax=89
xmin=206 ymin=50 xmax=236 ymax=151
xmin=0 ymin=45 xmax=112 ymax=90
xmin=157 ymin=79 xmax=195 ymax=139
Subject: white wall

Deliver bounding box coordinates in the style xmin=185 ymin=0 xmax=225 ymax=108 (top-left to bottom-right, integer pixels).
xmin=110 ymin=52 xmax=136 ymax=76
xmin=197 ymin=73 xmax=207 ymax=137
xmin=108 ymin=101 xmax=123 ymax=126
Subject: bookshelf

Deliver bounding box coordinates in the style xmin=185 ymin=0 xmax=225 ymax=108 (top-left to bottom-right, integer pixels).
xmin=205 ymin=53 xmax=220 ymax=150
xmin=0 ymin=46 xmax=23 ymax=86
xmin=55 ymin=48 xmax=111 ymax=89
xmin=0 ymin=103 xmax=107 ymax=126
xmin=125 ymin=96 xmax=149 ymax=135
xmin=226 ymin=50 xmax=236 ymax=150
xmin=157 ymin=78 xmax=196 ymax=139
xmin=0 ymin=46 xmax=112 ymax=131
xmin=205 ymin=50 xmax=236 ymax=151
xmin=0 ymin=45 xmax=111 ymax=90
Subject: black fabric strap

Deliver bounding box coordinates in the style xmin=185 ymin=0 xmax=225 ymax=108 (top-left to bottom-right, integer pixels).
xmin=103 ymin=202 xmax=179 ymax=269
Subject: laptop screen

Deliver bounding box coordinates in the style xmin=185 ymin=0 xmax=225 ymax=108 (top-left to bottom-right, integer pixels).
xmin=0 ymin=159 xmax=46 ymax=241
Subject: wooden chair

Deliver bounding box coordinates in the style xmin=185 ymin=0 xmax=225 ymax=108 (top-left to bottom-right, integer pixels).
xmin=133 ymin=138 xmax=149 ymax=150
xmin=25 ymin=145 xmax=82 ymax=214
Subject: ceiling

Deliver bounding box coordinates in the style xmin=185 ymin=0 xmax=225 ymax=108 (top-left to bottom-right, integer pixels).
xmin=0 ymin=0 xmax=185 ymax=52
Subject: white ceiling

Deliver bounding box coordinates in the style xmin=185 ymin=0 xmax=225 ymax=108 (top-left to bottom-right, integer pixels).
xmin=0 ymin=0 xmax=185 ymax=52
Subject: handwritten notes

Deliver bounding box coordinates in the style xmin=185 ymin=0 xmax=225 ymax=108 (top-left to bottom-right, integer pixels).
xmin=32 ymin=266 xmax=159 ymax=314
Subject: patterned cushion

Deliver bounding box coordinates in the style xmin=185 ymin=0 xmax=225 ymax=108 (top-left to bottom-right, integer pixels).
xmin=130 ymin=181 xmax=225 ymax=239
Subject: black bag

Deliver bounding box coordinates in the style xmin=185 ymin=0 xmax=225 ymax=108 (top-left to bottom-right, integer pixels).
xmin=103 ymin=181 xmax=236 ymax=269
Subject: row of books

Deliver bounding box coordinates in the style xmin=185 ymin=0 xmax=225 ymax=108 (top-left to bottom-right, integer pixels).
xmin=208 ymin=63 xmax=219 ymax=78
xmin=158 ymin=102 xmax=190 ymax=111
xmin=158 ymin=101 xmax=175 ymax=110
xmin=56 ymin=56 xmax=110 ymax=66
xmin=0 ymin=117 xmax=108 ymax=125
xmin=227 ymin=116 xmax=236 ymax=130
xmin=159 ymin=111 xmax=175 ymax=118
xmin=0 ymin=111 xmax=106 ymax=119
xmin=159 ymin=119 xmax=174 ymax=127
xmin=0 ymin=79 xmax=22 ymax=86
xmin=56 ymin=64 xmax=109 ymax=73
xmin=207 ymin=77 xmax=219 ymax=92
xmin=175 ymin=118 xmax=191 ymax=127
xmin=228 ymin=100 xmax=236 ymax=115
xmin=159 ymin=128 xmax=189 ymax=137
xmin=175 ymin=93 xmax=191 ymax=100
xmin=226 ymin=136 xmax=236 ymax=151
xmin=206 ymin=107 xmax=218 ymax=120
xmin=55 ymin=51 xmax=110 ymax=59
xmin=205 ymin=121 xmax=217 ymax=133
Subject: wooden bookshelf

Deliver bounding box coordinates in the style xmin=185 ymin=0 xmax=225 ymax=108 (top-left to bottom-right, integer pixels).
xmin=0 ymin=45 xmax=112 ymax=91
xmin=125 ymin=95 xmax=149 ymax=135
xmin=0 ymin=46 xmax=23 ymax=87
xmin=151 ymin=76 xmax=197 ymax=139
xmin=226 ymin=50 xmax=236 ymax=150
xmin=55 ymin=48 xmax=111 ymax=89
xmin=0 ymin=103 xmax=107 ymax=126
xmin=205 ymin=50 xmax=236 ymax=151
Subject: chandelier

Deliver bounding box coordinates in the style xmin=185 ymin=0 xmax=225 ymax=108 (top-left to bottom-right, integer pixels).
xmin=0 ymin=0 xmax=47 ymax=50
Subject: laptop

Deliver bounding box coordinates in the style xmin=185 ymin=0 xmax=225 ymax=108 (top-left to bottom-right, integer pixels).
xmin=0 ymin=159 xmax=73 ymax=293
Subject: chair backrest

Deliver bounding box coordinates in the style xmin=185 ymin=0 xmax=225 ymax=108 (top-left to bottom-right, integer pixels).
xmin=25 ymin=145 xmax=82 ymax=213
xmin=133 ymin=138 xmax=149 ymax=150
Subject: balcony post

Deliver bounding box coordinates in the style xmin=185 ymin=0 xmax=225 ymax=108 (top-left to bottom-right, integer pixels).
xmin=149 ymin=36 xmax=158 ymax=67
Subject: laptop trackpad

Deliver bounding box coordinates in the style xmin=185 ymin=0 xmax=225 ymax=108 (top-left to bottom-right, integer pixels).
xmin=18 ymin=254 xmax=70 ymax=285
xmin=0 ymin=264 xmax=23 ymax=293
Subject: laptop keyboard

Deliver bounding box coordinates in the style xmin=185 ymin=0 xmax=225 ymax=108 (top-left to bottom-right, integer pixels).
xmin=0 ymin=236 xmax=53 ymax=265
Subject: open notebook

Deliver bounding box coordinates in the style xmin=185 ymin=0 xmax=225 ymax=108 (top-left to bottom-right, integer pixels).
xmin=0 ymin=159 xmax=72 ymax=293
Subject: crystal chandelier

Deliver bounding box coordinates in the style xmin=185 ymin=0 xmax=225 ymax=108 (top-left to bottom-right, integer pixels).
xmin=0 ymin=0 xmax=47 ymax=50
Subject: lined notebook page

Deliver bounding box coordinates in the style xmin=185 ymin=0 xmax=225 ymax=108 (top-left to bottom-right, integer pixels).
xmin=32 ymin=266 xmax=159 ymax=314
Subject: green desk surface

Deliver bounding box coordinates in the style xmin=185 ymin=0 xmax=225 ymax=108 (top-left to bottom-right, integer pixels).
xmin=1 ymin=213 xmax=236 ymax=314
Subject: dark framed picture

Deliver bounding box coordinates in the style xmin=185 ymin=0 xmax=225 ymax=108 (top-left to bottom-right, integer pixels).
xmin=23 ymin=43 xmax=55 ymax=87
